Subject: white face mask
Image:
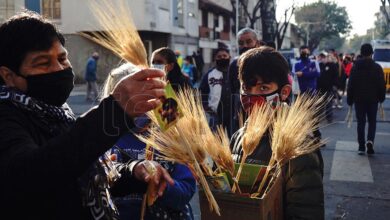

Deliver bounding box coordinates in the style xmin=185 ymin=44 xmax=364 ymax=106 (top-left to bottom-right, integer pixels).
xmin=151 ymin=64 xmax=165 ymax=71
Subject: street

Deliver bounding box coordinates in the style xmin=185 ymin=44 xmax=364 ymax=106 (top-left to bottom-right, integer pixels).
xmin=68 ymin=84 xmax=390 ymax=220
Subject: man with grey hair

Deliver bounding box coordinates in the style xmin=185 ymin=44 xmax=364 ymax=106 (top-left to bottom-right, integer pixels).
xmin=224 ymin=28 xmax=262 ymax=136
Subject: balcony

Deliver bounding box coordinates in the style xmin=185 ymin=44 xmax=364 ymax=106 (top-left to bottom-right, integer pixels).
xmin=199 ymin=26 xmax=230 ymax=41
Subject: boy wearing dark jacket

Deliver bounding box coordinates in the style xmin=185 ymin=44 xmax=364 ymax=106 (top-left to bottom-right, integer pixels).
xmin=231 ymin=46 xmax=324 ymax=220
xmin=347 ymin=43 xmax=386 ymax=155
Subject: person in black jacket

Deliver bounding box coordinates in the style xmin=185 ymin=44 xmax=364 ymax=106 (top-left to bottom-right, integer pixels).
xmin=347 ymin=43 xmax=386 ymax=155
xmin=0 ymin=11 xmax=173 ymax=220
xmin=317 ymin=53 xmax=338 ymax=123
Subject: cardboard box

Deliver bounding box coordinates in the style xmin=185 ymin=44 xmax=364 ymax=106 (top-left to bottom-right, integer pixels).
xmin=199 ymin=170 xmax=283 ymax=220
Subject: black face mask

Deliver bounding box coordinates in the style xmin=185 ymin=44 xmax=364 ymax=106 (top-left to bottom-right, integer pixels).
xmin=239 ymin=47 xmax=253 ymax=55
xmin=216 ymin=58 xmax=230 ymax=70
xmin=20 ymin=67 xmax=75 ymax=106
xmin=300 ymin=53 xmax=309 ymax=59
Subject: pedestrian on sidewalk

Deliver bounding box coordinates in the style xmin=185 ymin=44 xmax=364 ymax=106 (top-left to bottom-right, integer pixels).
xmin=85 ymin=51 xmax=99 ymax=101
xmin=317 ymin=53 xmax=338 ymax=123
xmin=347 ymin=43 xmax=386 ymax=155
xmin=293 ymin=46 xmax=322 ymax=142
xmin=0 ymin=11 xmax=173 ymax=219
xmin=182 ymin=55 xmax=196 ymax=87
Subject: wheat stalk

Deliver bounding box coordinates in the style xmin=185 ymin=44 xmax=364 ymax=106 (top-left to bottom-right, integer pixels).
xmin=81 ymin=0 xmax=148 ymax=67
xmin=256 ymin=94 xmax=326 ymax=196
xmin=233 ymin=104 xmax=273 ymax=192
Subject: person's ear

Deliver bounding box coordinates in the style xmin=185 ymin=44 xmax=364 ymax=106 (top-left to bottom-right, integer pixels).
xmin=280 ymin=84 xmax=292 ymax=101
xmin=0 ymin=66 xmax=17 ymax=87
xmin=165 ymin=63 xmax=174 ymax=72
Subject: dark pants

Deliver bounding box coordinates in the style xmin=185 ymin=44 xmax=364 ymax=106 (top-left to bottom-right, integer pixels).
xmin=355 ymin=102 xmax=378 ymax=147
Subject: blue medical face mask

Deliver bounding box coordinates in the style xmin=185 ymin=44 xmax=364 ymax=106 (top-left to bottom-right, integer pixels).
xmin=151 ymin=64 xmax=165 ymax=71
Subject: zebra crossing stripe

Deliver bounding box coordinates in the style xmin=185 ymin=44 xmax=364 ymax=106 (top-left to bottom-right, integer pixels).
xmin=330 ymin=141 xmax=373 ymax=183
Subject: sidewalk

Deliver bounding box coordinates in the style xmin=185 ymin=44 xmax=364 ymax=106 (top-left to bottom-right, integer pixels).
xmin=67 ymin=83 xmax=101 ymax=116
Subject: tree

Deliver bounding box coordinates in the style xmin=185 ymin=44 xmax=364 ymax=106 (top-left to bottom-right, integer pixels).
xmin=344 ymin=33 xmax=373 ymax=53
xmin=295 ymin=1 xmax=352 ymax=51
xmin=380 ymin=0 xmax=390 ymax=26
xmin=230 ymin=0 xmax=294 ymax=47
xmin=230 ymin=0 xmax=261 ymax=30
xmin=318 ymin=35 xmax=346 ymax=51
xmin=275 ymin=3 xmax=295 ymax=49
xmin=374 ymin=11 xmax=390 ymax=38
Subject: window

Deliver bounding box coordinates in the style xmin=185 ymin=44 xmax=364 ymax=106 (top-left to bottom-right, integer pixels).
xmin=42 ymin=0 xmax=61 ymax=20
xmin=202 ymin=10 xmax=208 ymax=27
xmin=176 ymin=0 xmax=184 ymax=27
xmin=173 ymin=0 xmax=184 ymax=27
xmin=374 ymin=49 xmax=390 ymax=62
xmin=0 ymin=0 xmax=15 ymax=22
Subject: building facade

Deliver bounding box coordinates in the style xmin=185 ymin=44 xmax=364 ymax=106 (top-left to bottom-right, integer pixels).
xmin=198 ymin=0 xmax=234 ymax=70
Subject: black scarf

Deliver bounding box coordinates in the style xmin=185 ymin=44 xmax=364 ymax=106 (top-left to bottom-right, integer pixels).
xmin=0 ymin=86 xmax=76 ymax=125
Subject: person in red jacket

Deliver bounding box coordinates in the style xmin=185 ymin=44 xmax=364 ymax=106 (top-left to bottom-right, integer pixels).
xmin=343 ymin=54 xmax=353 ymax=78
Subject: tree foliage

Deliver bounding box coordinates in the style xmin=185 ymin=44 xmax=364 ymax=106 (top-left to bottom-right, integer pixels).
xmin=295 ymin=1 xmax=352 ymax=51
xmin=276 ymin=3 xmax=295 ymax=49
xmin=318 ymin=35 xmax=346 ymax=51
xmin=345 ymin=33 xmax=373 ymax=53
xmin=380 ymin=0 xmax=390 ymax=26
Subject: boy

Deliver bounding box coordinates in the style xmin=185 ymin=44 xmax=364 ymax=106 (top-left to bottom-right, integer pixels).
xmin=231 ymin=47 xmax=324 ymax=219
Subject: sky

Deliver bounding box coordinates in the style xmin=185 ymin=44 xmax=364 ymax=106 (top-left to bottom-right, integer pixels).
xmin=276 ymin=0 xmax=383 ymax=36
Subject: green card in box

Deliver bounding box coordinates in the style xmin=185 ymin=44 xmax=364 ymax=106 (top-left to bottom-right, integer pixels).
xmin=233 ymin=163 xmax=267 ymax=193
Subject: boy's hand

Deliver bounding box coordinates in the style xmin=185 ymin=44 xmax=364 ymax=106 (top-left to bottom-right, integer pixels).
xmin=296 ymin=71 xmax=303 ymax=77
xmin=112 ymin=68 xmax=166 ymax=117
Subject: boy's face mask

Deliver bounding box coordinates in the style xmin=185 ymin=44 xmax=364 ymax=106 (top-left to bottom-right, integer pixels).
xmin=240 ymin=91 xmax=280 ymax=112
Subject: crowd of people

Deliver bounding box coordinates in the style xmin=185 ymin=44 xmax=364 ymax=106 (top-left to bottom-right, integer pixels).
xmin=0 ymin=10 xmax=386 ymax=220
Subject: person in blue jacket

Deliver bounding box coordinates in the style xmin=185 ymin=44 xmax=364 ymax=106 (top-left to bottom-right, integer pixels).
xmin=103 ymin=63 xmax=196 ymax=220
xmin=292 ymin=45 xmax=323 ymax=144
xmin=292 ymin=46 xmax=320 ymax=93
xmin=85 ymin=52 xmax=99 ymax=101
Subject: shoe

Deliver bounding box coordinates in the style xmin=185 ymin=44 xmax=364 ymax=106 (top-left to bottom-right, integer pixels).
xmin=358 ymin=146 xmax=365 ymax=155
xmin=337 ymin=104 xmax=343 ymax=109
xmin=366 ymin=141 xmax=375 ymax=155
xmin=332 ymin=105 xmax=336 ymax=109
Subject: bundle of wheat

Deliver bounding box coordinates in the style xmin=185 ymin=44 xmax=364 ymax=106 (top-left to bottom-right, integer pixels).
xmin=232 ymin=104 xmax=273 ymax=192
xmin=256 ymin=94 xmax=326 ymax=197
xmin=212 ymin=126 xmax=235 ymax=176
xmin=137 ymin=88 xmax=221 ymax=215
xmin=81 ymin=0 xmax=148 ymax=67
